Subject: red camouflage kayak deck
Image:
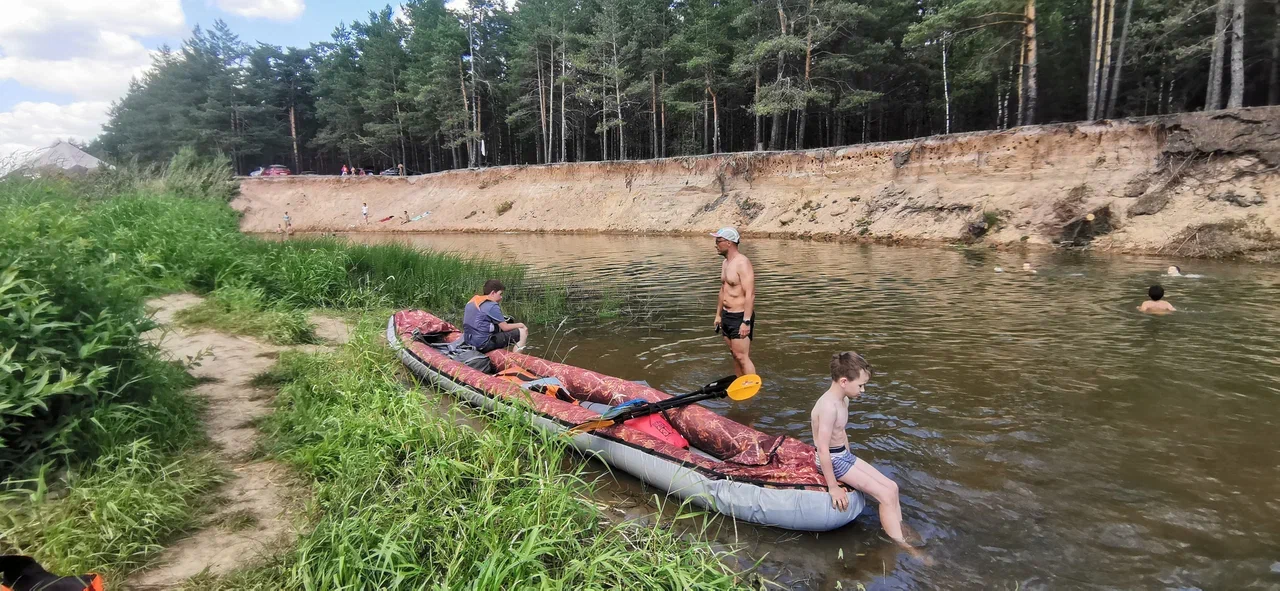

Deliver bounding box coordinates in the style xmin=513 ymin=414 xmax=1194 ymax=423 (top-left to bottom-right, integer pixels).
xmin=394 ymin=310 xmax=832 ymax=489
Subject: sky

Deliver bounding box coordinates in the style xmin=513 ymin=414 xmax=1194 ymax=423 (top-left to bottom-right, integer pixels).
xmin=0 ymin=0 xmax=423 ymax=162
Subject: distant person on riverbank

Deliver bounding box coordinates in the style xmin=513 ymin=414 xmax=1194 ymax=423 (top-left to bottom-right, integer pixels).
xmin=712 ymin=227 xmax=755 ymax=377
xmin=398 ymin=163 xmax=406 ymax=176
xmin=341 ymin=164 xmax=349 ymax=177
xmin=463 ymin=279 xmax=528 ymax=353
xmin=812 ymin=351 xmax=926 ymax=561
xmin=1139 ymin=285 xmax=1176 ymax=314
xmin=362 ymin=202 xmax=369 ymax=224
xmin=402 ymin=210 xmax=410 ymax=224
xmin=283 ymin=212 xmax=291 ymax=231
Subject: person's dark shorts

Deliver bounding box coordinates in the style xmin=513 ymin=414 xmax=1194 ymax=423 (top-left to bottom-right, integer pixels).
xmin=477 ymin=328 xmax=521 ymax=353
xmin=719 ymin=309 xmax=755 ymax=341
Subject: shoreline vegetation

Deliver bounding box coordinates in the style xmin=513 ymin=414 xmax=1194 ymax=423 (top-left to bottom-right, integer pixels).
xmin=0 ymin=158 xmax=743 ymax=587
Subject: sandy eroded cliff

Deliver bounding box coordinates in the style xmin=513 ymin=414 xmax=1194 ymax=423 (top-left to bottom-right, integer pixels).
xmin=233 ymin=107 xmax=1280 ymax=259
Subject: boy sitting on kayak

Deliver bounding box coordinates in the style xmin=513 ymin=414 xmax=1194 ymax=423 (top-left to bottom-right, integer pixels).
xmin=812 ymin=351 xmax=925 ymax=558
xmin=462 ymin=280 xmax=528 ymax=353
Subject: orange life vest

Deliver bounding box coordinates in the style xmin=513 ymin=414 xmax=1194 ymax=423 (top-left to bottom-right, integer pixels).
xmin=497 ymin=366 xmax=578 ymax=405
xmin=467 ymin=294 xmax=499 ymax=311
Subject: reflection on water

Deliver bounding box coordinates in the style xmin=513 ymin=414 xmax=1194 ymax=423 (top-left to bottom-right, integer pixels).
xmin=348 ymin=232 xmax=1280 ymax=589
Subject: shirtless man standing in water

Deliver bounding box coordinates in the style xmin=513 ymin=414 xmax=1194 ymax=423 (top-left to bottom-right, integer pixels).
xmin=711 ymin=227 xmax=755 ymax=376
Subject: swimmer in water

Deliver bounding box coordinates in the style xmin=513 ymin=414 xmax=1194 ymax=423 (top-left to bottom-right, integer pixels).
xmin=1167 ymin=266 xmax=1182 ymax=277
xmin=1138 ymin=285 xmax=1176 ymax=314
xmin=1022 ymin=263 xmax=1037 ymax=274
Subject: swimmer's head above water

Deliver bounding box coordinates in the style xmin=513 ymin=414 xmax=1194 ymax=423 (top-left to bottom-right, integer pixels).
xmin=1168 ymin=265 xmax=1182 ymax=276
xmin=1149 ymin=284 xmax=1165 ymax=300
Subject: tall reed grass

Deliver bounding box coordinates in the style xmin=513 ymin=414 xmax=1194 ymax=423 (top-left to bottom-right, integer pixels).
xmin=0 ymin=164 xmax=602 ymax=476
xmin=229 ymin=318 xmax=743 ymax=589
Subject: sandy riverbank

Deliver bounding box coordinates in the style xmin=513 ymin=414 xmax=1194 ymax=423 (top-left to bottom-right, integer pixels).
xmin=233 ymin=107 xmax=1280 ymax=259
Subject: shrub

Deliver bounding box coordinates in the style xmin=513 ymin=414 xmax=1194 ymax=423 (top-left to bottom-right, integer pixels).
xmin=163 ymin=147 xmax=238 ymax=202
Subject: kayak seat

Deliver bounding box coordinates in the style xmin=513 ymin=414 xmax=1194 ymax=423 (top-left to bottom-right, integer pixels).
xmin=580 ymin=401 xmax=690 ymax=450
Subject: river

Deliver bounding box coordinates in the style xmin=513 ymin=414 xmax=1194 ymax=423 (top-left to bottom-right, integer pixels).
xmin=345 ymin=232 xmax=1280 ymax=589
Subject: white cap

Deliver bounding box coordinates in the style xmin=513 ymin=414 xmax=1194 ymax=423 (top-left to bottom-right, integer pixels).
xmin=710 ymin=227 xmax=740 ymax=243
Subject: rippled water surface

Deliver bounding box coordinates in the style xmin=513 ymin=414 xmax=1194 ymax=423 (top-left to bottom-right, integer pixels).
xmin=349 ymin=233 xmax=1280 ymax=589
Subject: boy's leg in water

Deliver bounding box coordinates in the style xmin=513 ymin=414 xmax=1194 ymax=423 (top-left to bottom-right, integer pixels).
xmin=839 ymin=458 xmax=932 ymax=563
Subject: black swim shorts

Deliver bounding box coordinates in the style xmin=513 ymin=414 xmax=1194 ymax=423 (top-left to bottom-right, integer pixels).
xmin=478 ymin=328 xmax=521 ymax=353
xmin=718 ymin=309 xmax=755 ymax=341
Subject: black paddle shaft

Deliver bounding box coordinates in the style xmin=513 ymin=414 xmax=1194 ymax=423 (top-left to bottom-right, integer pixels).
xmin=609 ymin=389 xmax=725 ymax=423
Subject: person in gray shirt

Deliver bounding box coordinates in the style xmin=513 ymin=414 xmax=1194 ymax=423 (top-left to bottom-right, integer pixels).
xmin=462 ymin=279 xmax=528 ymax=353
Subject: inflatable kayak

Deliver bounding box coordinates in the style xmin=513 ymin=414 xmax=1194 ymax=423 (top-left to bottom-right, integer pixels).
xmin=387 ymin=310 xmax=864 ymax=531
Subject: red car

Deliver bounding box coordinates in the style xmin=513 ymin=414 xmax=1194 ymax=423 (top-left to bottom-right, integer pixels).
xmin=262 ymin=165 xmax=292 ymax=177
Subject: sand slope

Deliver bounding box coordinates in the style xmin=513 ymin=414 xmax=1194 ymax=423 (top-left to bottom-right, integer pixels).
xmin=233 ymin=107 xmax=1280 ymax=258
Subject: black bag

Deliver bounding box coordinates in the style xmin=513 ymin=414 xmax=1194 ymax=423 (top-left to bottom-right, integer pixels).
xmin=412 ymin=329 xmax=495 ymax=375
xmin=1 ymin=555 xmax=103 ymax=591
xmin=448 ymin=344 xmax=495 ymax=375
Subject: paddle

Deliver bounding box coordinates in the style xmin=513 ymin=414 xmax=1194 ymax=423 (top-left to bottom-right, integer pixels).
xmin=567 ymin=374 xmax=762 ymax=435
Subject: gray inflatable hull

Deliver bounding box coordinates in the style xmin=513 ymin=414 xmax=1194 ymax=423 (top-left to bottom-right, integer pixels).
xmin=388 ymin=317 xmax=862 ymax=531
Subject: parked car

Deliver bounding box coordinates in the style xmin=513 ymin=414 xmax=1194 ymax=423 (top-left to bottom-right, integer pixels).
xmin=262 ymin=165 xmax=292 ymax=177
xmin=380 ymin=167 xmax=422 ymax=176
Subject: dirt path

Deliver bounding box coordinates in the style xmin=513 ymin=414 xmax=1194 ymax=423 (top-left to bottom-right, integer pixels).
xmin=128 ymin=294 xmax=348 ymax=589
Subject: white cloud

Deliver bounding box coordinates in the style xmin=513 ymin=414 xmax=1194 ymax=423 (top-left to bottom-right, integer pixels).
xmin=0 ymin=51 xmax=155 ymax=100
xmin=213 ymin=0 xmax=305 ymax=22
xmin=0 ymin=1 xmax=183 ymax=98
xmin=0 ymin=1 xmax=186 ymax=158
xmin=0 ymin=101 xmax=111 ymax=164
xmin=1 ymin=1 xmax=185 ymax=58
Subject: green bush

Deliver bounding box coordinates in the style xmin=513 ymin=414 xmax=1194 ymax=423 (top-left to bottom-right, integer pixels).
xmin=0 ymin=197 xmax=177 ymax=475
xmin=163 ymin=146 xmax=238 ymax=202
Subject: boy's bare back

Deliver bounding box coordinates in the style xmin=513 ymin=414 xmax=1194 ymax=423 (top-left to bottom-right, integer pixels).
xmin=1138 ymin=300 xmax=1176 ymax=314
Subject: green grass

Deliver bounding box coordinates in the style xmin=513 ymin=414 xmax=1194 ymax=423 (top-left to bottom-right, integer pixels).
xmin=191 ymin=316 xmax=744 ymax=589
xmin=175 ymin=284 xmax=318 ymax=345
xmin=0 ymin=353 xmax=221 ymax=577
xmin=0 ymin=441 xmax=224 ymax=576
xmin=0 ymin=158 xmax=736 ymax=586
